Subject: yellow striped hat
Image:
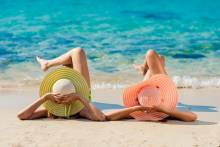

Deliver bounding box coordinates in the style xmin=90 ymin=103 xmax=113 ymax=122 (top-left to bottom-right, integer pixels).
xmin=39 ymin=67 xmax=91 ymax=117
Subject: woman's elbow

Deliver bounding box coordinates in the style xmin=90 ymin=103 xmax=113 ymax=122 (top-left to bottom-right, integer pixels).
xmin=17 ymin=113 xmax=31 ymax=120
xmin=185 ymin=113 xmax=197 ymax=122
xmin=191 ymin=113 xmax=197 ymax=121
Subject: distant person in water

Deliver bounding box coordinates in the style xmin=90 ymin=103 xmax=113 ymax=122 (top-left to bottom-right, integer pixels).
xmin=17 ymin=47 xmax=197 ymax=122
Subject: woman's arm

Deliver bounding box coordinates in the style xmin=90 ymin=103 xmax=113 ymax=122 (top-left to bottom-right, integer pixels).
xmin=105 ymin=105 xmax=197 ymax=122
xmin=163 ymin=109 xmax=197 ymax=122
xmin=153 ymin=105 xmax=197 ymax=122
xmin=77 ymin=96 xmax=106 ymax=121
xmin=17 ymin=93 xmax=61 ymax=120
xmin=59 ymin=93 xmax=106 ymax=121
xmin=105 ymin=106 xmax=146 ymax=121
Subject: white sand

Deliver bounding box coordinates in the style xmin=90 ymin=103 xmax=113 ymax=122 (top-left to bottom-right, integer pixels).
xmin=0 ymin=87 xmax=220 ymax=147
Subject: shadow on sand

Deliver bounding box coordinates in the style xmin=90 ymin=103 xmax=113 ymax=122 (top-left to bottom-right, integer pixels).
xmin=93 ymin=101 xmax=218 ymax=113
xmin=164 ymin=120 xmax=218 ymax=125
xmin=177 ymin=102 xmax=217 ymax=112
xmin=36 ymin=102 xmax=218 ymax=125
xmin=92 ymin=102 xmax=124 ymax=110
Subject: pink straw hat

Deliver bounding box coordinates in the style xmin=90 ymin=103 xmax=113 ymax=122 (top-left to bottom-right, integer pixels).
xmin=123 ymin=74 xmax=178 ymax=121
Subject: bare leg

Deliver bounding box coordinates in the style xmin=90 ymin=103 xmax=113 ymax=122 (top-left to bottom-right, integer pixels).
xmin=134 ymin=50 xmax=166 ymax=80
xmin=36 ymin=49 xmax=74 ymax=71
xmin=159 ymin=55 xmax=165 ymax=67
xmin=70 ymin=48 xmax=91 ymax=88
xmin=145 ymin=49 xmax=167 ymax=75
xmin=140 ymin=50 xmax=167 ymax=81
xmin=143 ymin=70 xmax=151 ymax=81
xmin=37 ymin=47 xmax=91 ymax=88
xmin=143 ymin=55 xmax=166 ymax=80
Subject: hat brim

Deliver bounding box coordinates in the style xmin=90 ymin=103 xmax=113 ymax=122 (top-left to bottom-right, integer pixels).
xmin=39 ymin=67 xmax=90 ymax=117
xmin=123 ymin=74 xmax=178 ymax=121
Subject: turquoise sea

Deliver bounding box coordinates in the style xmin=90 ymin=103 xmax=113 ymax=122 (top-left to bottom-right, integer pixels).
xmin=1 ymin=0 xmax=220 ymax=88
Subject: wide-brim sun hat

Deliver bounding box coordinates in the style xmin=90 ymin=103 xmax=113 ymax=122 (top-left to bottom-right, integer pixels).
xmin=39 ymin=67 xmax=91 ymax=117
xmin=123 ymin=74 xmax=178 ymax=121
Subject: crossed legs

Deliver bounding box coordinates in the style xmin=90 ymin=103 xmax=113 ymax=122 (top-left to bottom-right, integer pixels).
xmin=134 ymin=49 xmax=167 ymax=81
xmin=37 ymin=47 xmax=91 ymax=88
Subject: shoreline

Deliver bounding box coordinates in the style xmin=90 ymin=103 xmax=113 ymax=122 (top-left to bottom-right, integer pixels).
xmin=1 ymin=83 xmax=220 ymax=91
xmin=1 ymin=78 xmax=220 ymax=90
xmin=1 ymin=63 xmax=220 ymax=89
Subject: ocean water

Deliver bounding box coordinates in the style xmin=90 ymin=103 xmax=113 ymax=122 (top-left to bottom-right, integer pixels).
xmin=0 ymin=0 xmax=220 ymax=88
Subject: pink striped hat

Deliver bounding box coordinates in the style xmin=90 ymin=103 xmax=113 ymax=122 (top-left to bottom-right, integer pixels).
xmin=123 ymin=74 xmax=178 ymax=121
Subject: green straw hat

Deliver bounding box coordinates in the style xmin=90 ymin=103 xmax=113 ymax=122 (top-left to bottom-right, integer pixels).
xmin=39 ymin=67 xmax=91 ymax=117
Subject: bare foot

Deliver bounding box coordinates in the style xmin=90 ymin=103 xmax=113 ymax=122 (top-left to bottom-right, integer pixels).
xmin=36 ymin=56 xmax=49 ymax=71
xmin=133 ymin=64 xmax=147 ymax=76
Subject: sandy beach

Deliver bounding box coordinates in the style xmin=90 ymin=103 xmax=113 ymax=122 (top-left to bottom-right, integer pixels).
xmin=0 ymin=87 xmax=219 ymax=147
xmin=1 ymin=0 xmax=220 ymax=146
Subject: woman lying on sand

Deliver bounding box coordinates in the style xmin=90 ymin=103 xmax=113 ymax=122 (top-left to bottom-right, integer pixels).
xmin=17 ymin=47 xmax=197 ymax=122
